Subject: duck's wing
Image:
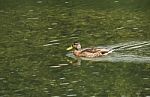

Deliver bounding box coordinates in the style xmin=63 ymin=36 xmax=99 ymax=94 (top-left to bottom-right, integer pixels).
xmin=91 ymin=48 xmax=111 ymax=54
xmin=81 ymin=48 xmax=100 ymax=53
xmin=96 ymin=48 xmax=113 ymax=55
xmin=81 ymin=47 xmax=111 ymax=53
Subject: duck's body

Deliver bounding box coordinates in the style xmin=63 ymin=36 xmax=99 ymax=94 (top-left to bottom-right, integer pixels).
xmin=67 ymin=42 xmax=112 ymax=58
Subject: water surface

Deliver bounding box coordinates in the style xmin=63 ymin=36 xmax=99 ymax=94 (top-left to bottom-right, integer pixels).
xmin=0 ymin=0 xmax=150 ymax=97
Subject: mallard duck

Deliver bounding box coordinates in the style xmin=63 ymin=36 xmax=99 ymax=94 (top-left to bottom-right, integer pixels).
xmin=67 ymin=42 xmax=112 ymax=58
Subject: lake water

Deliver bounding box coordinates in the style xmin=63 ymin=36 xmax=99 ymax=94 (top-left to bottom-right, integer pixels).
xmin=0 ymin=0 xmax=150 ymax=97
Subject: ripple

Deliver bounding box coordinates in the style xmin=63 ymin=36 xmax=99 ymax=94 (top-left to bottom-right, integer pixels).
xmin=50 ymin=64 xmax=68 ymax=68
xmin=0 ymin=78 xmax=5 ymax=80
xmin=126 ymin=42 xmax=150 ymax=50
xmin=60 ymin=82 xmax=70 ymax=85
xmin=110 ymin=41 xmax=150 ymax=50
xmin=92 ymin=72 xmax=100 ymax=75
xmin=58 ymin=64 xmax=68 ymax=66
xmin=67 ymin=94 xmax=77 ymax=97
xmin=48 ymin=27 xmax=53 ymax=30
xmin=32 ymin=74 xmax=36 ymax=77
xmin=43 ymin=90 xmax=50 ymax=93
xmin=2 ymin=80 xmax=8 ymax=83
xmin=69 ymin=36 xmax=79 ymax=39
xmin=0 ymin=10 xmax=4 ymax=13
xmin=144 ymin=88 xmax=150 ymax=90
xmin=37 ymin=1 xmax=43 ymax=3
xmin=143 ymin=78 xmax=149 ymax=80
xmin=50 ymin=65 xmax=61 ymax=68
xmin=65 ymin=2 xmax=69 ymax=4
xmin=49 ymin=40 xmax=59 ymax=43
xmin=60 ymin=77 xmax=65 ymax=80
xmin=1 ymin=94 xmax=10 ymax=97
xmin=133 ymin=27 xmax=139 ymax=30
xmin=67 ymin=89 xmax=74 ymax=91
xmin=43 ymin=43 xmax=60 ymax=46
xmin=28 ymin=10 xmax=34 ymax=12
xmin=51 ymin=22 xmax=58 ymax=25
xmin=43 ymin=39 xmax=60 ymax=46
xmin=71 ymin=80 xmax=79 ymax=83
xmin=114 ymin=1 xmax=119 ymax=3
xmin=27 ymin=17 xmax=39 ymax=20
xmin=116 ymin=27 xmax=124 ymax=30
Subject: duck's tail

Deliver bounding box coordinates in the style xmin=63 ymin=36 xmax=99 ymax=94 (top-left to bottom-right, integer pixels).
xmin=102 ymin=49 xmax=114 ymax=55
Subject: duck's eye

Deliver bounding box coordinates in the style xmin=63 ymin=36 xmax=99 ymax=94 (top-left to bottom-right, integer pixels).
xmin=74 ymin=43 xmax=77 ymax=45
xmin=74 ymin=42 xmax=79 ymax=45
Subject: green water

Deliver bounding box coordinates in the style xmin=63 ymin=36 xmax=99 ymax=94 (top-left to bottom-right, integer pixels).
xmin=0 ymin=0 xmax=150 ymax=97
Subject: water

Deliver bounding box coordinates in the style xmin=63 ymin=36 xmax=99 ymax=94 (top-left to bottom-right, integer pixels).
xmin=0 ymin=0 xmax=150 ymax=97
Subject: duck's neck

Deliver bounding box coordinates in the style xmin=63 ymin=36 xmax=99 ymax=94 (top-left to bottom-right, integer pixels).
xmin=75 ymin=48 xmax=81 ymax=50
xmin=73 ymin=49 xmax=81 ymax=56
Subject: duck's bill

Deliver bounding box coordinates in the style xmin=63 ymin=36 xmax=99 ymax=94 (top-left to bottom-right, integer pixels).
xmin=66 ymin=46 xmax=73 ymax=50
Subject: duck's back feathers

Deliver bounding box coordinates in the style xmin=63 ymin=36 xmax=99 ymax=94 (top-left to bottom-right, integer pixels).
xmin=81 ymin=48 xmax=100 ymax=53
xmin=76 ymin=48 xmax=110 ymax=57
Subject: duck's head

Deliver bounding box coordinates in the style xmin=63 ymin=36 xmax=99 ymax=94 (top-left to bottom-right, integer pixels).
xmin=67 ymin=42 xmax=81 ymax=50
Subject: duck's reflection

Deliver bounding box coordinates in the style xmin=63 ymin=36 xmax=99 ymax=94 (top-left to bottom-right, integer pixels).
xmin=67 ymin=58 xmax=81 ymax=66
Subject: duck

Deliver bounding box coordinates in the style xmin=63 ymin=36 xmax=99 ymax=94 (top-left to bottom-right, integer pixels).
xmin=66 ymin=42 xmax=113 ymax=58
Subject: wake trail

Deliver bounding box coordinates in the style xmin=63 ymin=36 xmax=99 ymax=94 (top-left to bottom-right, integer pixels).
xmin=111 ymin=41 xmax=150 ymax=51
